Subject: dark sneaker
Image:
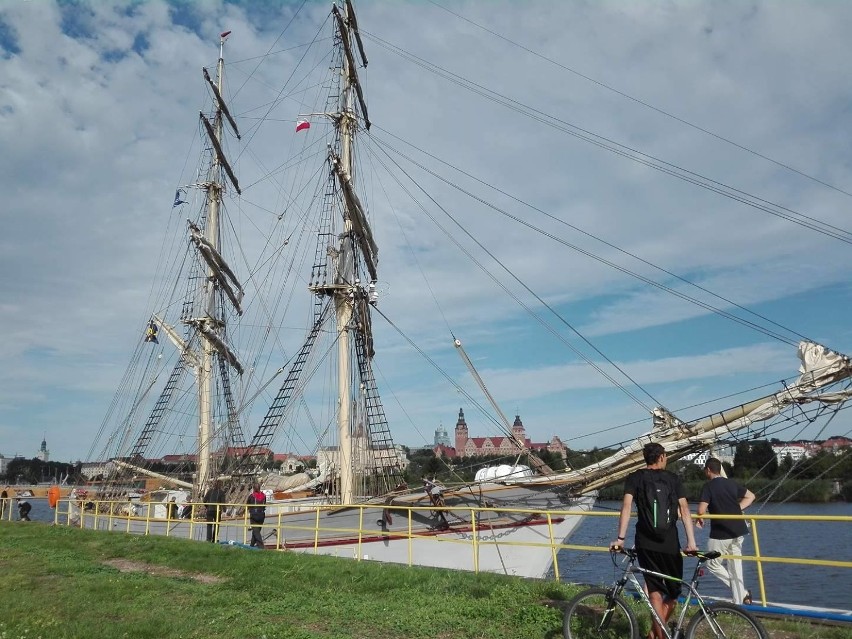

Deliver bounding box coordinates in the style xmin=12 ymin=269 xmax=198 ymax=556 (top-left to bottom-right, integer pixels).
xmin=743 ymin=590 xmax=753 ymax=605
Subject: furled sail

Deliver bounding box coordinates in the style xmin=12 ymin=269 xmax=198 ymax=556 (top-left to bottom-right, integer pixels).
xmin=514 ymin=341 xmax=852 ymax=493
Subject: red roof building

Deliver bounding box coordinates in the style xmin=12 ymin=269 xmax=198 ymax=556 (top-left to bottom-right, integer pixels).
xmin=440 ymin=408 xmax=567 ymax=460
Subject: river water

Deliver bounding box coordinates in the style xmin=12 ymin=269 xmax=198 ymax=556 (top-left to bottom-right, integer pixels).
xmin=9 ymin=497 xmax=850 ymax=610
xmin=556 ymin=500 xmax=852 ymax=611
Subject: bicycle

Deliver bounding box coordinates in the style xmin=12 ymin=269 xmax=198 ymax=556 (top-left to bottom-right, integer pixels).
xmin=562 ymin=546 xmax=767 ymax=639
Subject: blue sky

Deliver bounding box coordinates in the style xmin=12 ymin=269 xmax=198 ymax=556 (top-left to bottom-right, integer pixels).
xmin=1 ymin=0 xmax=852 ymax=463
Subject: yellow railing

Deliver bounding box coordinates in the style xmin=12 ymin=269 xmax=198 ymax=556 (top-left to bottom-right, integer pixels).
xmin=50 ymin=498 xmax=852 ymax=608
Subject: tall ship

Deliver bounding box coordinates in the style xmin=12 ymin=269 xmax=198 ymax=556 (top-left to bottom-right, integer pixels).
xmin=81 ymin=1 xmax=852 ymax=578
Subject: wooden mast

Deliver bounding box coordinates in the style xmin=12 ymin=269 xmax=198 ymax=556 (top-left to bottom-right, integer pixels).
xmin=330 ymin=0 xmax=373 ymax=503
xmin=196 ymin=33 xmax=228 ymax=498
xmin=336 ymin=1 xmax=357 ymax=504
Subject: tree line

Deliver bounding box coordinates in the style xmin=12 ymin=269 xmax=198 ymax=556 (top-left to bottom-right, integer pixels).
xmin=407 ymin=440 xmax=852 ymax=503
xmin=0 ymin=458 xmax=79 ymax=485
xmin=6 ymin=440 xmax=849 ymax=502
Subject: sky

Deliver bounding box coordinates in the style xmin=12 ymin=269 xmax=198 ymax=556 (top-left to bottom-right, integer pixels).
xmin=1 ymin=0 xmax=852 ymax=463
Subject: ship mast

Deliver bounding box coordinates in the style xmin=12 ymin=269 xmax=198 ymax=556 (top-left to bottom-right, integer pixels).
xmin=197 ymin=38 xmax=226 ymax=498
xmin=194 ymin=31 xmax=243 ymax=498
xmin=333 ymin=1 xmax=371 ymax=503
xmin=336 ymin=2 xmax=356 ymax=504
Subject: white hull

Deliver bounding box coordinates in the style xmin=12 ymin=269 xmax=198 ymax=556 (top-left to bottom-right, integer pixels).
xmin=288 ymin=499 xmax=593 ymax=577
xmin=69 ymin=490 xmax=596 ymax=579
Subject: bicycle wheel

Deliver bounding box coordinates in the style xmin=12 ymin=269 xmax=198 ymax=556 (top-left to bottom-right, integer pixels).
xmin=563 ymin=587 xmax=639 ymax=639
xmin=685 ymin=601 xmax=768 ymax=639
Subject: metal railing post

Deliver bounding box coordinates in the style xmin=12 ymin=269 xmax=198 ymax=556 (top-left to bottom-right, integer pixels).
xmin=471 ymin=508 xmax=479 ymax=574
xmin=547 ymin=513 xmax=559 ymax=582
xmin=313 ymin=507 xmax=321 ymax=553
xmin=750 ymin=518 xmax=767 ymax=607
xmin=407 ymin=506 xmax=413 ymax=567
xmin=356 ymin=505 xmax=364 ymax=561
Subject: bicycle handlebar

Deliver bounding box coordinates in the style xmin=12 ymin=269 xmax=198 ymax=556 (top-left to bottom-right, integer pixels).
xmin=610 ymin=546 xmax=720 ymax=562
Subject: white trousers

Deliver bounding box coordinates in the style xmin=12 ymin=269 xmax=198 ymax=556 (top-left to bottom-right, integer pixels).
xmin=706 ymin=535 xmax=747 ymax=603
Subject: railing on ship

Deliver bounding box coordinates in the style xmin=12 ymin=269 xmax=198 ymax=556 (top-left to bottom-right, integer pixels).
xmin=47 ymin=498 xmax=851 ymax=609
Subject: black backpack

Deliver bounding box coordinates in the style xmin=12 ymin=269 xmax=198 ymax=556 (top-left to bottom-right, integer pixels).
xmin=637 ymin=470 xmax=679 ymax=542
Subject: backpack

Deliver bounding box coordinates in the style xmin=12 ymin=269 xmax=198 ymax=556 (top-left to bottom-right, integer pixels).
xmin=637 ymin=470 xmax=679 ymax=542
xmin=248 ymin=491 xmax=266 ymax=522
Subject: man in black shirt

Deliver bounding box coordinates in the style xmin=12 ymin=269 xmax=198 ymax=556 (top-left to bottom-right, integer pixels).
xmin=203 ymin=481 xmax=227 ymax=543
xmin=696 ymin=457 xmax=755 ymax=604
xmin=0 ymin=487 xmax=8 ymax=519
xmin=612 ymin=443 xmax=696 ymax=639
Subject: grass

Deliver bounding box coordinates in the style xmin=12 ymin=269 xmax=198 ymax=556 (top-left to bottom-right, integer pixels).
xmin=0 ymin=521 xmax=849 ymax=639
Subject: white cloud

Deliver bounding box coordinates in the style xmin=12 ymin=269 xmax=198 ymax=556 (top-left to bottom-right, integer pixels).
xmin=1 ymin=0 xmax=851 ymax=463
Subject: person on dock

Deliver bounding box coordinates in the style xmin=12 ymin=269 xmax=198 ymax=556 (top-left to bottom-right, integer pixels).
xmin=611 ymin=442 xmax=697 ymax=639
xmin=422 ymin=476 xmax=449 ymax=529
xmin=167 ymin=497 xmax=178 ymax=521
xmin=696 ymin=457 xmax=755 ymax=605
xmin=203 ymin=481 xmax=227 ymax=543
xmin=0 ymin=486 xmax=9 ymax=519
xmin=247 ymin=483 xmax=267 ymax=548
xmin=17 ymin=498 xmax=32 ymax=521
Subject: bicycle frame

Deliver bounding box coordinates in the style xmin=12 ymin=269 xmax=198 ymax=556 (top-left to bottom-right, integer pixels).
xmin=610 ymin=551 xmax=716 ymax=639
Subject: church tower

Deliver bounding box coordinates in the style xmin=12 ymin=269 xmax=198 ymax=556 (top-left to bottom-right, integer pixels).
xmin=454 ymin=408 xmax=469 ymax=451
xmin=512 ymin=414 xmax=526 ymax=444
xmin=37 ymin=434 xmax=49 ymax=462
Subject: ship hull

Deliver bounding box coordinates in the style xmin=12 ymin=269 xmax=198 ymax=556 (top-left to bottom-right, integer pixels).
xmin=71 ymin=486 xmax=596 ymax=578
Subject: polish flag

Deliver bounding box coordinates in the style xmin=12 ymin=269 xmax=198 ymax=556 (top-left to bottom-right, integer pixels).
xmin=295 ymin=119 xmax=311 ymax=132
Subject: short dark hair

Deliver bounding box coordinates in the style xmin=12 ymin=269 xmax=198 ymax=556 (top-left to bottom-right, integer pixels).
xmin=705 ymin=457 xmax=723 ymax=474
xmin=643 ymin=442 xmax=666 ymax=465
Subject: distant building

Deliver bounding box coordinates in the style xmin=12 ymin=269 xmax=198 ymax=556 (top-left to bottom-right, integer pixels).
xmin=37 ymin=436 xmax=49 ymax=462
xmin=160 ymin=453 xmax=199 ymax=467
xmin=682 ymin=445 xmax=735 ymax=468
xmin=771 ymin=443 xmax=813 ymax=464
xmin=821 ymin=436 xmax=852 ymax=454
xmin=433 ymin=424 xmax=451 ymax=448
xmin=217 ymin=447 xmax=274 ymax=465
xmin=437 ymin=408 xmax=567 ymax=460
xmin=317 ymin=426 xmax=410 ymax=473
xmin=79 ymin=460 xmax=117 ymax=480
xmin=273 ymin=453 xmax=310 ymax=473
xmin=0 ymin=454 xmax=27 ymax=479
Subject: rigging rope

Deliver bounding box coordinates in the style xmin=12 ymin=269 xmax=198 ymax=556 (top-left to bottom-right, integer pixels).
xmin=425 ymin=0 xmax=852 ymax=202
xmin=369 ymin=132 xmax=804 ymax=347
xmin=362 ymin=31 xmax=852 ymax=245
xmin=370 ymin=126 xmax=809 ymax=345
xmin=367 ymin=134 xmax=675 ymax=412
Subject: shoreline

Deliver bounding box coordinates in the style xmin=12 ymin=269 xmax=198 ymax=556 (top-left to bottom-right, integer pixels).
xmin=0 ymin=485 xmax=74 ymax=499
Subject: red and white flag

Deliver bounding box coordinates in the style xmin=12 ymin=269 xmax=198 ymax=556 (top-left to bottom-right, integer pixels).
xmin=295 ymin=119 xmax=311 ymax=132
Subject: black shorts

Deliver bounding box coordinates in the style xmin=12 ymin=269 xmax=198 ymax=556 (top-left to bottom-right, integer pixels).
xmin=636 ymin=547 xmax=683 ymax=600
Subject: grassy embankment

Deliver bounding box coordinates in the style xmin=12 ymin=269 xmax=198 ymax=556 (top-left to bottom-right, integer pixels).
xmin=0 ymin=521 xmax=849 ymax=639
